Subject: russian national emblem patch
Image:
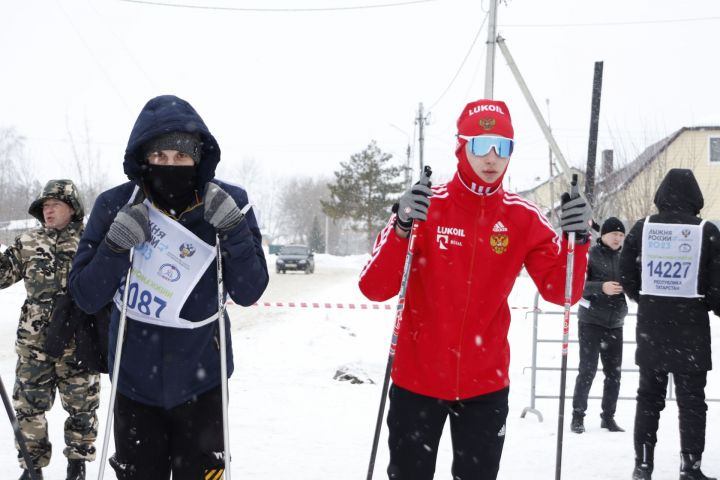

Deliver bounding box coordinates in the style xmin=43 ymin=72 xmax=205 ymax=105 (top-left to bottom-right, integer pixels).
xmin=478 ymin=117 xmax=496 ymax=131
xmin=490 ymin=233 xmax=509 ymax=254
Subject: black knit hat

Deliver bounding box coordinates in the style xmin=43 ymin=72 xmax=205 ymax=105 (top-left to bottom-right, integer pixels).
xmin=601 ymin=217 xmax=625 ymax=236
xmin=143 ymin=132 xmax=202 ymax=164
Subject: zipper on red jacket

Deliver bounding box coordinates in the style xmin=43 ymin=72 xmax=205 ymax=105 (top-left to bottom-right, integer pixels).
xmin=455 ymin=194 xmax=486 ymax=399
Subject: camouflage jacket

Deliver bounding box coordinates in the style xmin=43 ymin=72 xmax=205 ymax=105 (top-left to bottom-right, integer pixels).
xmin=0 ymin=221 xmax=84 ymax=360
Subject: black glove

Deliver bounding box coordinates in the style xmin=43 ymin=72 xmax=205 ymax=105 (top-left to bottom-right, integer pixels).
xmin=393 ymin=181 xmax=433 ymax=232
xmin=105 ymin=203 xmax=150 ymax=252
xmin=43 ymin=293 xmax=75 ymax=358
xmin=560 ymin=192 xmax=591 ymax=241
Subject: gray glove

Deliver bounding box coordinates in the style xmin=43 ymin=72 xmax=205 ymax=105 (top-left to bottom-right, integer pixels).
xmin=105 ymin=203 xmax=150 ymax=252
xmin=394 ymin=181 xmax=433 ymax=232
xmin=204 ymin=183 xmax=245 ymax=232
xmin=560 ymin=192 xmax=591 ymax=238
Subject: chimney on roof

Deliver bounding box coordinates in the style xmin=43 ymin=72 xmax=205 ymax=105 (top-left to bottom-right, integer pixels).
xmin=601 ymin=149 xmax=614 ymax=177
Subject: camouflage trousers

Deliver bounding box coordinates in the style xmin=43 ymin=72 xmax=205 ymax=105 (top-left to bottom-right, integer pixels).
xmin=12 ymin=350 xmax=100 ymax=469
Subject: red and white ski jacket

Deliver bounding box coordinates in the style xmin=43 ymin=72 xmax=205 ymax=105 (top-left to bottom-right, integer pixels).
xmin=359 ymin=173 xmax=589 ymax=400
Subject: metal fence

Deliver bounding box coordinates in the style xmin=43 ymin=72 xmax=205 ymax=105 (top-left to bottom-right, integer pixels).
xmin=520 ymin=291 xmax=719 ymax=422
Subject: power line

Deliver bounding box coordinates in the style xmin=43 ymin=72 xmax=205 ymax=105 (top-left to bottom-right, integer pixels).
xmin=118 ymin=0 xmax=439 ymax=12
xmin=500 ymin=15 xmax=720 ymax=28
xmin=463 ymin=26 xmax=487 ymax=100
xmin=54 ymin=0 xmax=134 ymax=114
xmin=428 ymin=11 xmax=489 ymax=112
xmin=87 ymin=0 xmax=159 ymax=90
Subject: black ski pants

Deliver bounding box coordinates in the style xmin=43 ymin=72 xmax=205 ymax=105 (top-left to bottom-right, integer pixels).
xmin=110 ymin=386 xmax=225 ymax=480
xmin=634 ymin=369 xmax=708 ymax=455
xmin=572 ymin=323 xmax=623 ymax=418
xmin=386 ymin=384 xmax=509 ymax=480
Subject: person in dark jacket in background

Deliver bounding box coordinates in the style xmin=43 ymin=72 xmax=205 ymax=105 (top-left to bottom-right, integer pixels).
xmin=620 ymin=169 xmax=720 ymax=480
xmin=69 ymin=95 xmax=269 ymax=480
xmin=571 ymin=216 xmax=628 ymax=434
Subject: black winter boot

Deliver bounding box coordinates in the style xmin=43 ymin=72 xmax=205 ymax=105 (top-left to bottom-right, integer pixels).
xmin=18 ymin=469 xmax=43 ymax=480
xmin=570 ymin=414 xmax=585 ymax=433
xmin=632 ymin=465 xmax=652 ymax=480
xmin=680 ymin=453 xmax=717 ymax=480
xmin=601 ymin=413 xmax=626 ymax=432
xmin=66 ymin=459 xmax=85 ymax=480
xmin=633 ymin=443 xmax=654 ymax=480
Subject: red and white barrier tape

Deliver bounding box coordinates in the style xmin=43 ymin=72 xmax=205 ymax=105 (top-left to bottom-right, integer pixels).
xmin=251 ymin=301 xmax=392 ymax=310
xmin=227 ymin=300 xmax=535 ymax=311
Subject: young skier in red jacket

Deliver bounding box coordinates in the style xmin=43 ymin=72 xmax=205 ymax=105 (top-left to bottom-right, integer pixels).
xmin=359 ymin=99 xmax=592 ymax=479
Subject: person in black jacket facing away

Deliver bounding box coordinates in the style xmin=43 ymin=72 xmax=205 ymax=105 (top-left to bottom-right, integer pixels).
xmin=620 ymin=169 xmax=720 ymax=480
xmin=571 ymin=216 xmax=628 ymax=434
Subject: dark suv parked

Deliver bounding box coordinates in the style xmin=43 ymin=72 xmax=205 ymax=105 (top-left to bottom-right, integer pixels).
xmin=276 ymin=245 xmax=315 ymax=274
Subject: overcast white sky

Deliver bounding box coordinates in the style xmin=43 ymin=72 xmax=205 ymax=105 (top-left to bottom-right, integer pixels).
xmin=2 ymin=0 xmax=719 ymax=193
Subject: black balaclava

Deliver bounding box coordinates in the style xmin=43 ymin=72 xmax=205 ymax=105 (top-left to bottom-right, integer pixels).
xmin=142 ymin=132 xmax=202 ymax=215
xmin=144 ymin=165 xmax=198 ymax=215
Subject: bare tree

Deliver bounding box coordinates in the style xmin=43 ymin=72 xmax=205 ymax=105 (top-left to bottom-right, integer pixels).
xmin=66 ymin=119 xmax=110 ymax=211
xmin=217 ymin=156 xmax=284 ymax=245
xmin=595 ymin=128 xmax=720 ymax=224
xmin=254 ymin=176 xmax=284 ymax=246
xmin=278 ymin=177 xmax=330 ymax=245
xmin=0 ymin=128 xmax=41 ymax=244
xmin=0 ymin=128 xmax=39 ymax=214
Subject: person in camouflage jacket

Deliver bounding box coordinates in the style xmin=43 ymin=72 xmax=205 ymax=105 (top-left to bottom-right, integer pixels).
xmin=0 ymin=180 xmax=98 ymax=480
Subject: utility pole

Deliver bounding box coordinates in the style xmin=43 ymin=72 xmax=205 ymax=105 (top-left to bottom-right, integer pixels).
xmin=546 ymin=98 xmax=558 ymax=225
xmin=484 ymin=0 xmax=499 ymax=99
xmin=415 ymin=102 xmax=429 ymax=172
xmin=388 ymin=123 xmax=414 ymax=188
xmin=404 ymin=144 xmax=412 ymax=188
xmin=496 ymin=36 xmax=573 ymax=184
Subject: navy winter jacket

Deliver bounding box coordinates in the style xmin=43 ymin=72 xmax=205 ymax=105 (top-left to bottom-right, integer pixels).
xmin=69 ymin=95 xmax=268 ymax=408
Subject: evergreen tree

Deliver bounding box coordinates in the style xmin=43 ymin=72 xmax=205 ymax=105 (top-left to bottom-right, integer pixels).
xmin=322 ymin=141 xmax=404 ymax=250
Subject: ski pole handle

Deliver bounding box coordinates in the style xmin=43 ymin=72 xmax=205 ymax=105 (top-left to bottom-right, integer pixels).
xmin=419 ymin=165 xmax=432 ymax=187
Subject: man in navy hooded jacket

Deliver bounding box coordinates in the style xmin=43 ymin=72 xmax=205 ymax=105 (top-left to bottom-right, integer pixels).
xmin=69 ymin=95 xmax=268 ymax=479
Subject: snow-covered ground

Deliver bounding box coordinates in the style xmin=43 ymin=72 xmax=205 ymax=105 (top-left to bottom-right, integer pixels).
xmin=0 ymin=253 xmax=718 ymax=479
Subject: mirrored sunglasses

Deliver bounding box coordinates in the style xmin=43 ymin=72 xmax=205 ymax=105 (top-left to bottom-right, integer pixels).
xmin=459 ymin=135 xmax=514 ymax=158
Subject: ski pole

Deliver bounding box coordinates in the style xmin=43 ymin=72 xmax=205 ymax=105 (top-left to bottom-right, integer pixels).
xmin=97 ymin=247 xmax=135 ymax=480
xmin=366 ymin=165 xmax=432 ymax=480
xmin=554 ymin=173 xmax=579 ymax=480
xmin=216 ymin=233 xmax=231 ymax=480
xmin=98 ymin=190 xmax=145 ymax=480
xmin=0 ymin=375 xmax=40 ymax=480
xmin=214 ymin=202 xmax=251 ymax=479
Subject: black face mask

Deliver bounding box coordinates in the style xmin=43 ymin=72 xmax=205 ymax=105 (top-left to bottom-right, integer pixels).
xmin=143 ymin=165 xmax=198 ymax=215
